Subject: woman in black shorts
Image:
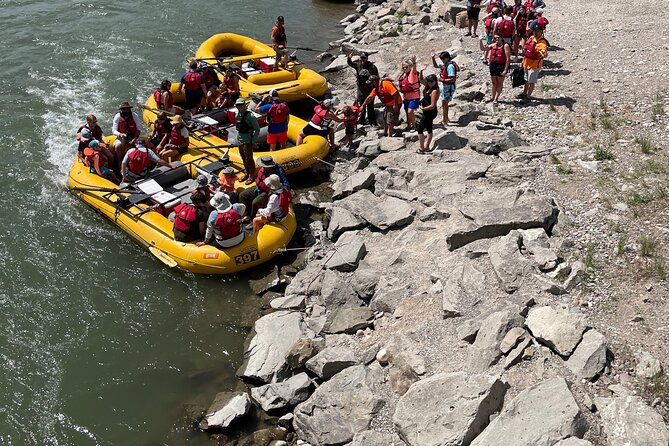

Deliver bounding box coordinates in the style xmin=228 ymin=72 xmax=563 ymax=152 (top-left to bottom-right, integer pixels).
xmin=480 ymin=34 xmax=510 ymax=103
xmin=466 ymin=0 xmax=483 ymax=37
xmin=417 ymin=74 xmax=440 ymax=153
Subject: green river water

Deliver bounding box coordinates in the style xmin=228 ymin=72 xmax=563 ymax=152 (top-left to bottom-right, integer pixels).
xmin=0 ymin=1 xmax=351 ymax=444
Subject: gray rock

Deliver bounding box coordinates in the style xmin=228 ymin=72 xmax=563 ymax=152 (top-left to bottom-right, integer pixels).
xmin=249 ymin=265 xmax=283 ymax=295
xmin=553 ymin=438 xmax=594 ymax=446
xmin=369 ymin=277 xmax=411 ymax=313
xmin=351 ymin=262 xmax=380 ymax=299
xmin=503 ymin=337 xmax=532 ymax=369
xmin=529 ymin=246 xmax=559 ymax=271
xmin=294 ymin=365 xmax=384 ymax=446
xmin=379 ymin=137 xmax=405 ymax=152
xmin=419 ymin=206 xmax=450 ymax=221
xmin=442 ymin=280 xmax=463 ymax=318
xmin=564 ymin=261 xmax=587 ymax=291
xmin=599 ymin=395 xmax=669 ymax=446
xmin=250 ymin=372 xmax=313 ymax=412
xmin=525 ymin=306 xmax=587 ymax=357
xmin=238 ymin=311 xmax=311 ymax=383
xmin=320 ymin=269 xmax=363 ymax=308
xmin=323 ymin=232 xmax=367 ymax=272
xmin=566 ymin=330 xmax=608 ymax=380
xmin=499 ymin=327 xmax=527 ymax=354
xmin=357 ymin=139 xmax=381 ymax=158
xmin=278 ymin=412 xmax=294 ymax=429
xmin=332 ymin=170 xmax=376 ymax=200
xmin=270 ymin=294 xmax=306 ymax=310
xmin=286 ymin=337 xmax=319 ymax=370
xmin=488 ymin=231 xmax=534 ymax=293
xmin=305 ymin=346 xmax=359 ymax=380
xmin=498 ymin=145 xmax=552 ymax=163
xmin=200 ymin=392 xmax=251 ymax=430
xmin=432 ymin=131 xmax=468 ymax=150
xmin=344 ymin=16 xmax=368 ymax=35
xmin=635 ymin=350 xmax=664 ymax=379
xmin=351 ymin=430 xmax=402 ymax=446
xmin=285 ymin=263 xmax=324 ymax=296
xmin=359 ymin=196 xmax=414 ymax=230
xmin=388 ymin=355 xmax=421 ymax=396
xmin=467 ymin=128 xmax=525 ymax=155
xmin=470 ymin=377 xmax=586 ymax=446
xmin=327 ymin=207 xmax=366 ymax=241
xmin=323 ymin=55 xmax=350 ymax=72
xmin=393 ymin=372 xmax=506 ymax=446
xmin=467 ymin=308 xmax=524 ymax=372
xmin=322 ymin=305 xmax=374 ymax=334
xmin=457 ymin=319 xmax=480 ymax=343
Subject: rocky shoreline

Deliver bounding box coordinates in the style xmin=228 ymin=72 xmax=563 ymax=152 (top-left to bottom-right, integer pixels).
xmin=193 ymin=0 xmax=669 ymax=445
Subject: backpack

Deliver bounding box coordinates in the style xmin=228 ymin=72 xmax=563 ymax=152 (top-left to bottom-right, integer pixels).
xmin=267 ymin=102 xmax=289 ymax=124
xmin=173 ymin=203 xmax=197 ymax=232
xmin=127 ymin=148 xmax=151 ymax=175
xmin=498 ymin=17 xmax=515 ymax=37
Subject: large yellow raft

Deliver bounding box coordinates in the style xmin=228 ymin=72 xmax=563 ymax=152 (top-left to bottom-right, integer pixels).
xmin=67 ymin=145 xmax=296 ymax=275
xmin=141 ymin=86 xmax=329 ymax=175
xmin=195 ymin=33 xmax=328 ymax=102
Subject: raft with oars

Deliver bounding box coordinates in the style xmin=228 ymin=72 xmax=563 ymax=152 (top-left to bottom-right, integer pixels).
xmin=67 ymin=139 xmax=296 ymax=274
xmin=194 ymin=33 xmax=328 ymax=102
xmin=140 ymin=86 xmax=330 ymax=175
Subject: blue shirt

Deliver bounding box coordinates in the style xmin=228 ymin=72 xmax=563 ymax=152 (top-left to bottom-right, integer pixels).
xmin=258 ymin=102 xmax=289 ymax=134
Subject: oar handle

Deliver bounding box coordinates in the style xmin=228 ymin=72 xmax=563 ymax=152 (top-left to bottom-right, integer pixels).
xmin=136 ymin=103 xmax=176 ymax=116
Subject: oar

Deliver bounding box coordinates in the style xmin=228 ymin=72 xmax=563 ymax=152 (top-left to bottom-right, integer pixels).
xmin=280 ymin=45 xmax=329 ymax=53
xmin=189 ymin=54 xmax=268 ymax=64
xmin=190 ymin=142 xmax=232 ymax=150
xmin=69 ymin=185 xmax=141 ymax=194
xmin=136 ymin=103 xmax=176 ymax=116
xmin=149 ymin=246 xmax=178 ymax=268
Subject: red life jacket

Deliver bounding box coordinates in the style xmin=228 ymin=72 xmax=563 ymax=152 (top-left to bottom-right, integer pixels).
xmin=173 ymin=203 xmax=197 ymax=232
xmin=202 ymin=70 xmax=217 ymax=87
xmin=537 ymin=16 xmax=548 ymax=28
xmin=224 ymin=75 xmax=238 ymax=93
xmin=118 ymin=114 xmax=138 ymax=136
xmin=273 ymin=24 xmax=287 ymax=45
xmin=398 ymin=71 xmax=420 ymax=94
xmin=489 ymin=45 xmax=507 ymax=64
xmin=127 ymin=148 xmax=152 ymax=175
xmin=77 ymin=124 xmax=103 ymax=141
xmin=310 ymin=105 xmax=330 ymax=127
xmin=153 ymin=89 xmax=174 ymax=110
xmin=184 ymin=70 xmax=202 ymax=91
xmin=439 ymin=61 xmax=460 ymax=84
xmin=374 ymin=80 xmax=399 ymax=105
xmin=267 ymin=102 xmax=289 ymax=124
xmin=523 ymin=36 xmax=547 ymax=59
xmin=485 ymin=17 xmax=495 ymax=34
xmin=343 ymin=105 xmax=360 ymax=126
xmin=170 ymin=126 xmax=188 ymax=146
xmin=255 ymin=167 xmax=273 ymax=193
xmin=513 ymin=5 xmax=529 ymax=31
xmin=487 ymin=0 xmax=502 ymax=13
xmin=523 ymin=0 xmax=533 ymax=9
xmin=214 ymin=208 xmax=242 ymax=240
xmin=85 ymin=151 xmax=108 ymax=170
xmin=154 ymin=119 xmax=172 ymax=138
xmin=498 ymin=17 xmax=515 ymax=37
xmin=270 ymin=189 xmax=291 ymax=221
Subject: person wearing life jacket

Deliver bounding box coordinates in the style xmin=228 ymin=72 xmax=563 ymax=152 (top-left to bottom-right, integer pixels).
xmin=234 ymin=98 xmax=261 ymax=184
xmin=217 ymin=167 xmax=239 ymax=203
xmin=177 ymin=60 xmax=207 ymax=115
xmin=111 ymin=101 xmax=142 ymax=171
xmin=257 ymin=89 xmax=290 ymax=152
xmin=341 ymin=103 xmax=360 ymax=147
xmin=296 ymin=98 xmax=343 ymax=148
xmin=238 ymin=156 xmax=290 ymax=220
xmin=480 ymin=33 xmax=511 ymax=103
xmin=512 ymin=0 xmax=530 ymax=61
xmin=153 ymin=79 xmax=183 ymax=116
xmin=158 ymin=115 xmax=190 ymax=161
xmin=172 ymin=191 xmax=207 ymax=242
xmin=76 ymin=114 xmax=114 ymax=166
xmin=535 ymin=8 xmax=549 ymax=31
xmin=148 ymin=112 xmax=172 ymax=152
xmin=197 ymin=192 xmax=247 ymax=248
xmin=431 ymin=51 xmax=459 ymax=126
xmin=480 ymin=8 xmax=501 ymax=64
xmin=347 ymin=52 xmax=379 ymax=125
xmin=252 ymin=174 xmax=291 ymax=234
xmin=271 ymin=16 xmax=289 ymax=69
xmin=494 ymin=6 xmax=516 ymax=46
xmin=361 ymin=76 xmax=402 ymax=137
xmin=519 ymin=20 xmax=549 ymax=100
xmin=214 ymin=64 xmax=241 ymax=109
xmin=465 ymin=0 xmax=483 ymax=37
xmin=121 ymin=138 xmax=167 ymax=183
xmin=486 ymin=0 xmax=505 ymax=14
xmin=398 ymin=55 xmax=421 ymax=131
xmin=84 ymin=139 xmax=120 ymax=184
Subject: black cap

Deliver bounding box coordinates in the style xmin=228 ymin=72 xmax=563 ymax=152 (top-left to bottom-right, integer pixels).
xmin=366 ymin=75 xmax=380 ymax=84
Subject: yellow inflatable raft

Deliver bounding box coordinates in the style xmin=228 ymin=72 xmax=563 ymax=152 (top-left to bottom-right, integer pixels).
xmin=195 ymin=33 xmax=328 ymax=102
xmin=67 ymin=145 xmax=296 ymax=275
xmin=141 ymin=86 xmax=329 ymax=175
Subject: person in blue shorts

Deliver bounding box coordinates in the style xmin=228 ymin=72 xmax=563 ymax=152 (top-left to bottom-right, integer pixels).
xmin=431 ymin=51 xmax=458 ymax=126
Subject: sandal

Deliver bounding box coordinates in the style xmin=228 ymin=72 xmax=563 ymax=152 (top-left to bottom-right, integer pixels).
xmin=244 ymin=177 xmax=254 ymax=185
xmin=415 ymin=149 xmax=426 ymax=154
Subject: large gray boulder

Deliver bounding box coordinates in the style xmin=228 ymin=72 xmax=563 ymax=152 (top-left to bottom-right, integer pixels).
xmin=471 ymin=377 xmax=586 ymax=446
xmin=525 ymin=306 xmax=587 ymax=357
xmin=488 ymin=231 xmax=534 ymax=293
xmin=599 ymin=395 xmax=669 ymax=446
xmin=566 ymin=330 xmax=608 ymax=380
xmin=327 ymin=206 xmax=366 ymax=241
xmin=467 ymin=308 xmax=524 ymax=372
xmin=359 ymin=196 xmax=415 ymax=230
xmin=250 ymin=372 xmax=313 ymax=412
xmin=498 ymin=144 xmax=552 ymax=163
xmin=351 ymin=430 xmax=403 ymax=445
xmin=305 ymin=346 xmax=359 ymax=380
xmin=466 ymin=128 xmax=525 ymax=155
xmin=635 ymin=350 xmax=664 ymax=379
xmin=200 ymin=392 xmax=252 ymax=430
xmin=323 ymin=231 xmax=367 ymax=272
xmin=332 ymin=170 xmax=376 ymax=200
xmin=294 ymin=365 xmax=385 ymax=446
xmin=393 ymin=372 xmax=506 ymax=446
xmin=238 ymin=311 xmax=312 ymax=383
xmin=553 ymin=439 xmax=594 ymax=446
xmin=284 ymin=263 xmax=323 ymax=296
xmin=322 ymin=305 xmax=374 ymax=334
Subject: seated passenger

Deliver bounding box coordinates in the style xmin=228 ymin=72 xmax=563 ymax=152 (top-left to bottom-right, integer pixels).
xmin=252 ymin=174 xmax=292 ymax=234
xmin=220 ymin=65 xmax=241 ymax=108
xmin=112 ymin=102 xmax=142 ymax=171
xmin=197 ymin=192 xmax=247 ymax=248
xmin=238 ymin=156 xmax=290 ymax=220
xmin=77 ymin=115 xmax=114 ymax=166
xmin=172 ymin=191 xmax=207 ymax=242
xmin=84 ymin=140 xmax=120 ymax=184
xmin=148 ymin=112 xmax=172 ymax=152
xmin=158 ymin=115 xmax=189 ymax=161
xmin=153 ymin=80 xmax=184 ymax=115
xmin=217 ymin=167 xmax=239 ymax=203
xmin=121 ymin=138 xmax=168 ymax=183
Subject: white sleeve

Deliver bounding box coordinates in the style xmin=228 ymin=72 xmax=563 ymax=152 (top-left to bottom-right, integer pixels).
xmin=111 ymin=113 xmax=121 ymax=137
xmin=133 ymin=113 xmax=142 ymax=132
xmin=180 ymin=127 xmax=189 ymax=139
xmin=122 ymin=148 xmax=132 ymax=165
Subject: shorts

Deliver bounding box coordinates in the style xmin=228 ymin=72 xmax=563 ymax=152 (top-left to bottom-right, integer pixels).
xmin=184 ymin=89 xmax=203 ymax=109
xmin=90 ymin=166 xmax=111 ymax=178
xmin=345 ymin=124 xmax=356 ymax=136
xmin=502 ymin=36 xmax=513 ymax=46
xmin=267 ymin=131 xmax=288 ymax=145
xmin=440 ymin=84 xmax=456 ymax=102
xmin=303 ymin=124 xmax=330 ymax=138
xmin=516 ymin=29 xmax=527 ymax=39
xmin=403 ymin=98 xmax=420 ymax=111
xmin=467 ymin=6 xmax=481 ymax=20
xmin=490 ymin=62 xmax=506 ymax=77
xmin=383 ymin=105 xmax=400 ymax=125
xmin=524 ymin=67 xmax=541 ymax=84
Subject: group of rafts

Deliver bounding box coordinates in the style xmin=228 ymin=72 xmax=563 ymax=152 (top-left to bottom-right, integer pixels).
xmin=67 ymin=33 xmax=330 ymax=274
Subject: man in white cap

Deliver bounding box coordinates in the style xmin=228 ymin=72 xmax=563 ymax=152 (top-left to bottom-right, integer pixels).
xmin=197 ymin=192 xmax=246 ymax=248
xmin=112 ymin=101 xmax=142 ymax=170
xmin=256 ymin=89 xmax=290 ymax=152
xmin=234 ymin=98 xmax=260 ymax=184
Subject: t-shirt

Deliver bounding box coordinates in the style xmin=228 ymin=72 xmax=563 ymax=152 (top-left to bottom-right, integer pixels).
xmin=522 ymin=36 xmax=548 ymax=69
xmin=122 ymin=146 xmax=160 ymax=165
xmin=436 ymin=62 xmax=457 ymax=88
xmin=258 ymin=103 xmax=289 ymax=133
xmin=368 ymin=80 xmax=402 ymax=106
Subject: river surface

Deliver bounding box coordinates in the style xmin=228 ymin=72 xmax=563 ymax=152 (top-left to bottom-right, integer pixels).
xmin=0 ymin=1 xmax=351 ymax=444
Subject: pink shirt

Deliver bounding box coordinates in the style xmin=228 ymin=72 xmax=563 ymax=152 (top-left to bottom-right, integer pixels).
xmin=400 ymin=70 xmax=420 ymax=100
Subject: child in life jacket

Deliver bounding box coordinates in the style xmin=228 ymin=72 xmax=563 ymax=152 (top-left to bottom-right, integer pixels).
xmin=217 ymin=167 xmax=239 ymax=203
xmin=84 ymin=140 xmax=120 ymax=184
xmin=341 ymin=104 xmax=360 ymax=148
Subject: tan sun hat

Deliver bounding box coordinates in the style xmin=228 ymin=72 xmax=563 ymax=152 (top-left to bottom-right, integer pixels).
xmin=264 ymin=174 xmax=282 ymax=191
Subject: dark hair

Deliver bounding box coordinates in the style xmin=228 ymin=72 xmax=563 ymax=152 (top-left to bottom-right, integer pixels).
xmin=157 ymin=112 xmax=168 ymax=120
xmin=191 ymin=191 xmax=205 ymax=204
xmin=504 ymin=5 xmax=514 ymax=14
xmin=189 ymin=60 xmax=198 ymax=70
xmin=160 ymin=79 xmax=171 ymax=91
xmin=277 ymin=16 xmax=284 ymax=21
xmin=424 ymin=74 xmax=439 ymax=93
xmin=439 ymin=51 xmax=451 ymax=60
